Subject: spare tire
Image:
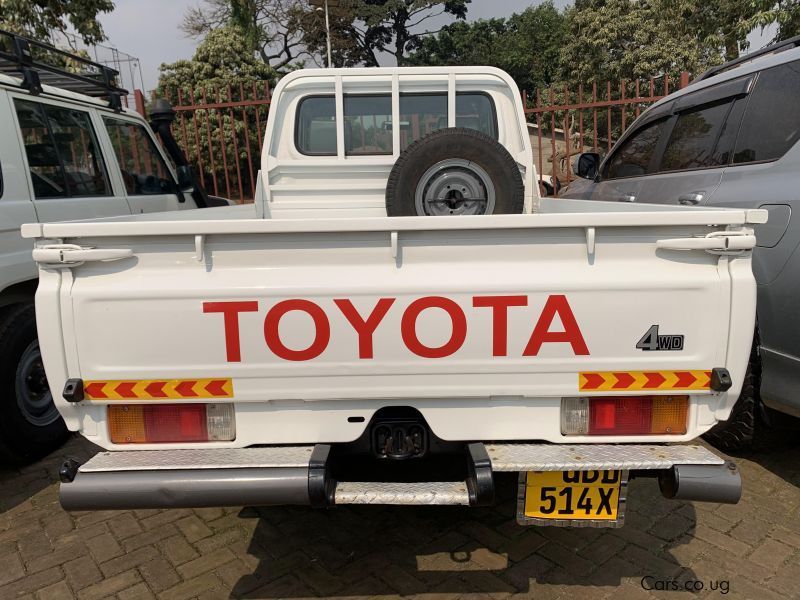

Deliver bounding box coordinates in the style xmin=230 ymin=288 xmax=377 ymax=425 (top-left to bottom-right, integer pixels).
xmin=385 ymin=127 xmax=524 ymax=216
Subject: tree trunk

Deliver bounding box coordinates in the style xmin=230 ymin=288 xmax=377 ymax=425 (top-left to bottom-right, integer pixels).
xmin=394 ymin=7 xmax=409 ymax=66
xmin=724 ymin=37 xmax=739 ymax=61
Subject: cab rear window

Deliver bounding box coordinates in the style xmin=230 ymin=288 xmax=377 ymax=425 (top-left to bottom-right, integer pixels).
xmin=295 ymin=92 xmax=497 ymax=156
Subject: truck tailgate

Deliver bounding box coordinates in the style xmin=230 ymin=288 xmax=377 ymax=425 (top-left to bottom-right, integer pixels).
xmin=24 ymin=209 xmax=759 ymax=446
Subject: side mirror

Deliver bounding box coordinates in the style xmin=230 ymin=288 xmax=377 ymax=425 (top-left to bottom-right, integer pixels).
xmin=176 ymin=165 xmax=194 ymax=191
xmin=573 ymin=152 xmax=600 ymax=179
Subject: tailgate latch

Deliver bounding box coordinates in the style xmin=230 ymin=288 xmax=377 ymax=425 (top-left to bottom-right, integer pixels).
xmin=32 ymin=244 xmax=134 ymax=267
xmin=655 ymin=231 xmax=756 ymax=255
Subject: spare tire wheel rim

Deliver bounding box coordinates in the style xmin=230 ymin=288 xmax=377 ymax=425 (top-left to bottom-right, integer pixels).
xmin=414 ymin=159 xmax=496 ymax=216
xmin=16 ymin=340 xmax=58 ymax=427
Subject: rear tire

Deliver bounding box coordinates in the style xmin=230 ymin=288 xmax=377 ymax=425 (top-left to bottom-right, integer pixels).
xmin=703 ymin=335 xmax=794 ymax=453
xmin=703 ymin=357 xmax=757 ymax=452
xmin=0 ymin=304 xmax=68 ymax=463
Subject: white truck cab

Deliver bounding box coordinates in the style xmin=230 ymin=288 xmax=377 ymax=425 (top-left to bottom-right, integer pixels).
xmin=24 ymin=66 xmax=764 ymax=527
xmin=0 ymin=30 xmax=217 ymax=462
xmin=261 ymin=66 xmax=536 ymax=217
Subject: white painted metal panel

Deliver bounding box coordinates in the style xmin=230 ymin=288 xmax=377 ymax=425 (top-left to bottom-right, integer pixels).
xmin=28 ymin=204 xmax=758 ymax=450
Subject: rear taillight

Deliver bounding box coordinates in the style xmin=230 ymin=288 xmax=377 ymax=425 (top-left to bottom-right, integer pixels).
xmin=561 ymin=396 xmax=688 ymax=436
xmin=108 ymin=404 xmax=235 ymax=444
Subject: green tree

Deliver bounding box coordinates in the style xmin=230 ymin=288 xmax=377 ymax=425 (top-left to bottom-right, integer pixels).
xmin=742 ymin=0 xmax=800 ymax=42
xmin=182 ymin=0 xmax=323 ymax=70
xmin=184 ymin=0 xmax=470 ymax=69
xmin=0 ymin=0 xmax=114 ymax=44
xmin=350 ymin=0 xmax=471 ymax=66
xmin=559 ymin=0 xmax=726 ymax=86
xmin=407 ymin=2 xmax=567 ymax=93
xmin=158 ymin=27 xmax=277 ymax=200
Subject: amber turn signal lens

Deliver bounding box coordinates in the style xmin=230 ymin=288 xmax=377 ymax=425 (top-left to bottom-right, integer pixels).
xmin=650 ymin=395 xmax=689 ymax=434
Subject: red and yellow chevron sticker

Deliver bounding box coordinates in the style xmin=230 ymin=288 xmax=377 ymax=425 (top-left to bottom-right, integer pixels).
xmin=84 ymin=378 xmax=233 ymax=400
xmin=579 ymin=370 xmax=711 ymax=392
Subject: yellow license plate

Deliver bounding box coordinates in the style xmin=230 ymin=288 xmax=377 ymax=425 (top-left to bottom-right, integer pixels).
xmin=523 ymin=470 xmax=622 ymax=521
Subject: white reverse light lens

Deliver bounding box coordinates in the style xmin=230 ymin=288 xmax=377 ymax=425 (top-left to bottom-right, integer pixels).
xmin=206 ymin=403 xmax=236 ymax=441
xmin=561 ymin=397 xmax=589 ymax=435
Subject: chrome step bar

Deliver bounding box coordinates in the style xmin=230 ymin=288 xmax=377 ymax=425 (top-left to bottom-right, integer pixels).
xmin=59 ymin=443 xmax=738 ymax=511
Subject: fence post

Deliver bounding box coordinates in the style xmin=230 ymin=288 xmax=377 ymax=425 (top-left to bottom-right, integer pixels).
xmin=134 ymin=89 xmax=146 ymax=118
xmin=679 ymin=71 xmax=690 ymax=89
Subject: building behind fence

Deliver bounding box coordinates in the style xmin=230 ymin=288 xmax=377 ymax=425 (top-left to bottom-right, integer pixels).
xmin=134 ymin=72 xmax=690 ymax=202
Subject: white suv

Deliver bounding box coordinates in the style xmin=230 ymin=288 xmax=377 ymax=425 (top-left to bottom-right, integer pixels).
xmin=0 ymin=30 xmax=212 ymax=462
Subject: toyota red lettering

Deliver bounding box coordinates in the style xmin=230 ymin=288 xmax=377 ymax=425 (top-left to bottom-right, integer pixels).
xmin=203 ymin=295 xmax=590 ymax=362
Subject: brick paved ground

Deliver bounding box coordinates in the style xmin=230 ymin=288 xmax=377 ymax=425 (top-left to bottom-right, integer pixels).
xmin=1 ymin=436 xmax=799 ymax=600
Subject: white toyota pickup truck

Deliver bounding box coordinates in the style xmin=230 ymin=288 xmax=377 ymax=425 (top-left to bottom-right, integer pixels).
xmin=24 ymin=67 xmax=763 ymax=528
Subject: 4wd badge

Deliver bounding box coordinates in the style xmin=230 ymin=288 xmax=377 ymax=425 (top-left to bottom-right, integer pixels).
xmin=636 ymin=325 xmax=684 ymax=351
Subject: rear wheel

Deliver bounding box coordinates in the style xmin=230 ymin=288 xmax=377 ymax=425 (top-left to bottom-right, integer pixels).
xmin=0 ymin=304 xmax=68 ymax=463
xmin=703 ymin=355 xmax=757 ymax=452
xmin=703 ymin=335 xmax=795 ymax=453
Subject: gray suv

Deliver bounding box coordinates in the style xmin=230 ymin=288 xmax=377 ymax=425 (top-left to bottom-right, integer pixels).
xmin=566 ymin=37 xmax=800 ymax=451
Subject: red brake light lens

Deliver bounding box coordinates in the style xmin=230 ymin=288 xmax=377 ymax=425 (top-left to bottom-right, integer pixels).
xmin=589 ymin=397 xmax=653 ymax=435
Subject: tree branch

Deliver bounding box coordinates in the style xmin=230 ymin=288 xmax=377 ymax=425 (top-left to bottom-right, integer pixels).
xmin=407 ymin=9 xmax=446 ymax=29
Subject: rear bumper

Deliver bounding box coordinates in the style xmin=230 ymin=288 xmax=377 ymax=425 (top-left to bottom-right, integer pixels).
xmin=59 ymin=443 xmax=741 ymax=511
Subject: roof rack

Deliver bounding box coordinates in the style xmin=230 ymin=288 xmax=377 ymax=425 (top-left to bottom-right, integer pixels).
xmin=0 ymin=29 xmax=128 ymax=110
xmin=695 ymin=34 xmax=800 ymax=82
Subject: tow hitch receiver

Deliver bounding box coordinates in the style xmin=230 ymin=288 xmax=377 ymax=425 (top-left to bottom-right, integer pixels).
xmin=371 ymin=418 xmax=428 ymax=459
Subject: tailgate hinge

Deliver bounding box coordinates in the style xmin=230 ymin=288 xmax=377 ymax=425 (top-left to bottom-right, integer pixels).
xmin=32 ymin=244 xmax=134 ymax=267
xmin=655 ymin=231 xmax=756 ymax=255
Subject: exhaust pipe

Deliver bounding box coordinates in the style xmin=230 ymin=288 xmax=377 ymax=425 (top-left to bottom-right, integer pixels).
xmin=658 ymin=461 xmax=741 ymax=504
xmin=60 ymin=468 xmax=313 ymax=511
xmin=60 ymin=445 xmax=335 ymax=511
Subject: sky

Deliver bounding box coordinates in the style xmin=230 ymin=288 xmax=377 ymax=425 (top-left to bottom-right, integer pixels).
xmin=99 ymin=0 xmax=774 ymax=93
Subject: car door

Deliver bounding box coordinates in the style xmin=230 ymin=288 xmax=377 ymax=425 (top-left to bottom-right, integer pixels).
xmin=705 ymin=59 xmax=800 ymax=416
xmin=0 ymin=90 xmax=41 ymax=284
xmin=101 ymin=114 xmax=187 ymax=214
xmin=587 ymin=117 xmax=668 ymax=204
xmin=589 ymin=76 xmax=753 ymax=206
xmin=632 ymin=76 xmax=753 ymax=205
xmin=11 ymin=95 xmax=133 ymax=223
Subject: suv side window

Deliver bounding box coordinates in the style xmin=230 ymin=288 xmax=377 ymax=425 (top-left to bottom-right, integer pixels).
xmin=14 ymin=99 xmax=111 ymax=199
xmin=659 ymin=100 xmax=734 ymax=172
xmin=104 ymin=117 xmax=178 ymax=195
xmin=733 ymin=60 xmax=800 ymax=163
xmin=605 ymin=120 xmax=666 ymax=179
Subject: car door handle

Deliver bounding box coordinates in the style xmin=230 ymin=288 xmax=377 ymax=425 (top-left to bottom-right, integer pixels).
xmin=678 ymin=192 xmax=705 ymax=205
xmin=617 ymin=195 xmax=637 ymax=202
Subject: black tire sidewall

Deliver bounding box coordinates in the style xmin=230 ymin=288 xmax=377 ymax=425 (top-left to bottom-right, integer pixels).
xmin=0 ymin=305 xmax=68 ymax=463
xmin=386 ymin=128 xmax=525 ymax=216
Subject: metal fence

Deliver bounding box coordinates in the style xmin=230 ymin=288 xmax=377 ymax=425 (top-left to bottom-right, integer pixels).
xmin=136 ymin=72 xmax=691 ymax=202
xmin=146 ymin=83 xmax=273 ymax=202
xmin=523 ymin=72 xmax=691 ymax=193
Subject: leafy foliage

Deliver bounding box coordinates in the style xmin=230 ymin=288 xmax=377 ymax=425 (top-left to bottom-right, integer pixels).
xmin=559 ymin=0 xmax=726 ymax=86
xmin=742 ymin=0 xmax=800 ymax=42
xmin=407 ymin=2 xmax=567 ymax=92
xmin=183 ymin=0 xmax=470 ymax=69
xmin=182 ymin=0 xmax=322 ymax=70
xmin=350 ymin=0 xmax=471 ymax=66
xmin=158 ymin=27 xmax=277 ymax=200
xmin=0 ymin=0 xmax=114 ymax=44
